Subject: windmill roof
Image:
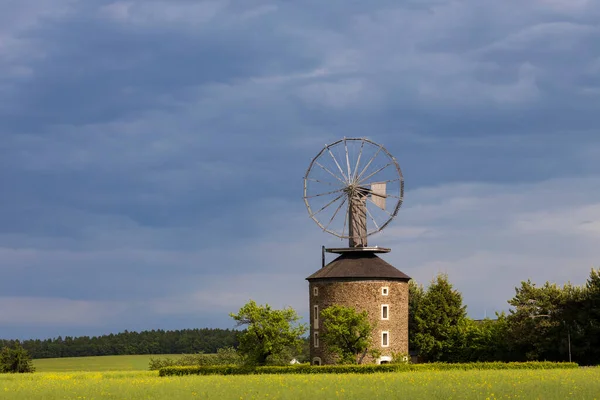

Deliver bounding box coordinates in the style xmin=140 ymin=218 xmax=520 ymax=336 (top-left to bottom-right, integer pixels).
xmin=306 ymin=252 xmax=411 ymax=281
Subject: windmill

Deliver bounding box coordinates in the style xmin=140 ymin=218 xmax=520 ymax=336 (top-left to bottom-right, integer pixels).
xmin=303 ymin=137 xmax=404 ymax=249
xmin=304 ymin=138 xmax=411 ymax=365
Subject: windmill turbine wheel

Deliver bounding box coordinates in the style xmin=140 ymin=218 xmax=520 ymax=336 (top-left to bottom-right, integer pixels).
xmin=303 ymin=138 xmax=404 ymax=243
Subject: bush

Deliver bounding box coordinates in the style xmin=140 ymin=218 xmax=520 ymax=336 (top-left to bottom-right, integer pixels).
xmin=0 ymin=342 xmax=35 ymax=373
xmin=390 ymin=351 xmax=410 ymax=364
xmin=320 ymin=305 xmax=375 ymax=364
xmin=149 ymin=347 xmax=242 ymax=370
xmin=230 ymin=300 xmax=307 ymax=366
xmin=158 ymin=361 xmax=579 ymax=377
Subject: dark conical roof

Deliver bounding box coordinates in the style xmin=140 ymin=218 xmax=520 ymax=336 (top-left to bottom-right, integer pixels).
xmin=306 ymin=252 xmax=411 ymax=281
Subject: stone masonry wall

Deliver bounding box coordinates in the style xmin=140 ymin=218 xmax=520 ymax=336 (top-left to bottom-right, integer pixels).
xmin=308 ymin=280 xmax=409 ymax=365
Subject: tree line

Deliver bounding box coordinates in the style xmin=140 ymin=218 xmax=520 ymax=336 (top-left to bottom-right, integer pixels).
xmin=227 ymin=267 xmax=600 ymax=366
xmin=0 ymin=328 xmax=238 ymax=359
xmin=2 ymin=268 xmax=599 ymax=366
xmin=410 ymin=268 xmax=600 ymax=365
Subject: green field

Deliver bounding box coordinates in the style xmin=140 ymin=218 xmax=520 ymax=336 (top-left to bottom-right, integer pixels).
xmin=33 ymin=354 xmax=182 ymax=372
xmin=12 ymin=357 xmax=600 ymax=399
xmin=1 ymin=368 xmax=600 ymax=399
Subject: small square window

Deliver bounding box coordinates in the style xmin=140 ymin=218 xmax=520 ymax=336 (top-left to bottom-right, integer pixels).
xmin=382 ymin=287 xmax=389 ymax=296
xmin=381 ymin=304 xmax=389 ymax=320
xmin=382 ymin=331 xmax=389 ymax=347
xmin=313 ymin=287 xmax=318 ymax=296
xmin=314 ymin=332 xmax=319 ymax=348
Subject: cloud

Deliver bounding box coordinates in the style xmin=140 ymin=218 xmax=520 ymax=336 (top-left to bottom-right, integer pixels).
xmin=150 ymin=272 xmax=308 ymax=316
xmin=1 ymin=0 xmax=599 ymax=337
xmin=100 ymin=1 xmax=230 ymax=27
xmin=3 ymin=176 xmax=599 ymax=330
xmin=0 ymin=297 xmax=128 ymax=326
xmin=377 ymin=177 xmax=600 ymax=317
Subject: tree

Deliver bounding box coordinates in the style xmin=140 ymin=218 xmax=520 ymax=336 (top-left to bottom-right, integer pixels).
xmin=0 ymin=341 xmax=35 ymax=373
xmin=412 ymin=273 xmax=467 ymax=362
xmin=562 ymin=268 xmax=600 ymax=365
xmin=408 ymin=280 xmax=424 ymax=353
xmin=320 ymin=305 xmax=376 ymax=364
xmin=443 ymin=315 xmax=510 ymax=363
xmin=505 ymin=280 xmax=580 ymax=362
xmin=0 ymin=328 xmax=239 ymax=359
xmin=582 ymin=268 xmax=600 ymax=364
xmin=230 ymin=300 xmax=307 ymax=366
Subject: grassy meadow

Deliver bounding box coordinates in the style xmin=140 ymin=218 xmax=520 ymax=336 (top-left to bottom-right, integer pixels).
xmin=2 ymin=366 xmax=599 ymax=399
xmin=33 ymin=354 xmax=182 ymax=372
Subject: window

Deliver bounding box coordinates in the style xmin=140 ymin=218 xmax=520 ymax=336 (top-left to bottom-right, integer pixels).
xmin=313 ymin=287 xmax=318 ymax=296
xmin=381 ymin=304 xmax=389 ymax=320
xmin=382 ymin=287 xmax=389 ymax=296
xmin=314 ymin=305 xmax=319 ymax=329
xmin=314 ymin=332 xmax=319 ymax=348
xmin=381 ymin=331 xmax=389 ymax=347
xmin=312 ymin=357 xmax=321 ymax=366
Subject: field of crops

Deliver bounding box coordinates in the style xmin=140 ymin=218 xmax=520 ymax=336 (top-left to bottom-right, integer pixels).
xmin=32 ymin=354 xmax=181 ymax=372
xmin=2 ymin=367 xmax=599 ymax=399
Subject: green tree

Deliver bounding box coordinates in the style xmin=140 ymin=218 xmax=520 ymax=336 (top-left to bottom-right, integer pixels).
xmin=412 ymin=273 xmax=467 ymax=362
xmin=1 ymin=328 xmax=240 ymax=359
xmin=320 ymin=305 xmax=376 ymax=364
xmin=230 ymin=300 xmax=307 ymax=366
xmin=0 ymin=341 xmax=35 ymax=373
xmin=582 ymin=268 xmax=600 ymax=364
xmin=505 ymin=279 xmax=580 ymax=362
xmin=408 ymin=280 xmax=424 ymax=353
xmin=443 ymin=315 xmax=510 ymax=362
xmin=562 ymin=268 xmax=600 ymax=365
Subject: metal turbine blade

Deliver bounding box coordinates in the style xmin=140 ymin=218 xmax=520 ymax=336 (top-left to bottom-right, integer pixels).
xmin=370 ymin=182 xmax=387 ymax=210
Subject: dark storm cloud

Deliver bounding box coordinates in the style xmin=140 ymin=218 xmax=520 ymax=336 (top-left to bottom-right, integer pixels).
xmin=1 ymin=0 xmax=599 ymax=338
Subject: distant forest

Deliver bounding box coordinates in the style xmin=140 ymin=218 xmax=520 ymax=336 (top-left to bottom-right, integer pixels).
xmin=0 ymin=328 xmax=239 ymax=359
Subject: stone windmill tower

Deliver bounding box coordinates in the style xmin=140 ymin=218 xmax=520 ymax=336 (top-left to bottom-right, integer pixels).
xmin=303 ymin=138 xmax=410 ymax=365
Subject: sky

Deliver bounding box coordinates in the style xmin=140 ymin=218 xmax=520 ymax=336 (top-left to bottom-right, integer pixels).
xmin=1 ymin=0 xmax=599 ymax=340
